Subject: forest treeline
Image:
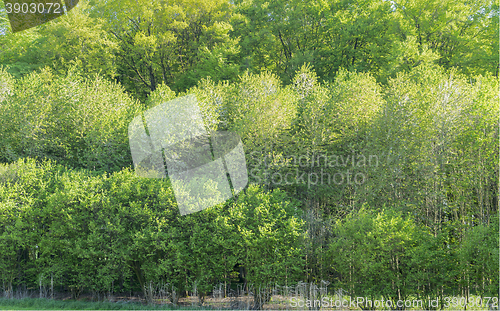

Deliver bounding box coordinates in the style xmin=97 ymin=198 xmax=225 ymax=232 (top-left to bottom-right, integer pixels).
xmin=0 ymin=62 xmax=498 ymax=307
xmin=0 ymin=0 xmax=498 ymax=99
xmin=0 ymin=0 xmax=499 ymax=308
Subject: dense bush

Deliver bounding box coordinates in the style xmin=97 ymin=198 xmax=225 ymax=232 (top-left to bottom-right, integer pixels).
xmin=0 ymin=157 xmax=497 ymax=306
xmin=327 ymin=208 xmax=499 ymax=308
xmin=0 ymin=159 xmax=306 ymax=304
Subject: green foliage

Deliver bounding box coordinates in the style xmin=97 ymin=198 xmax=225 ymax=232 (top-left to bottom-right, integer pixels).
xmin=86 ymin=0 xmax=242 ymax=100
xmin=360 ymin=63 xmax=499 ymax=231
xmin=327 ymin=208 xmax=418 ymax=301
xmin=229 ymin=185 xmax=305 ymax=286
xmin=458 ymin=215 xmax=500 ymax=296
xmin=0 ymin=12 xmax=43 ymax=78
xmin=390 ymin=0 xmax=499 ymax=77
xmin=0 ymin=0 xmax=117 ymax=80
xmin=0 ymin=67 xmax=14 ymax=102
xmin=0 ymin=68 xmax=141 ymax=172
xmin=33 ymin=0 xmax=119 ymax=80
xmin=0 ymin=159 xmax=307 ymax=304
xmin=0 ymin=0 xmax=498 ymax=304
xmin=232 ymin=0 xmax=498 ymax=83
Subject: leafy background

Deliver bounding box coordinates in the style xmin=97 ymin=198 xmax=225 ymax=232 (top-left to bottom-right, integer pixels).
xmin=0 ymin=0 xmax=498 ymax=308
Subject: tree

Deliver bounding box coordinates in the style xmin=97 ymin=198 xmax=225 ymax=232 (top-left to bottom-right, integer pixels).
xmin=0 ymin=0 xmax=118 ymax=80
xmin=90 ymin=0 xmax=241 ymax=100
xmin=390 ymin=0 xmax=499 ymax=77
xmin=0 ymin=68 xmax=141 ymax=172
xmin=228 ymin=185 xmax=305 ymax=309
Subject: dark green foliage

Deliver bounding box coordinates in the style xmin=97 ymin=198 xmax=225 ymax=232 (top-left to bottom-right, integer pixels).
xmin=0 ymin=159 xmax=306 ymax=303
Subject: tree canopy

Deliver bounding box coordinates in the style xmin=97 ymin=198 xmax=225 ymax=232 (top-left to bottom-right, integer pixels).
xmin=0 ymin=0 xmax=498 ymax=308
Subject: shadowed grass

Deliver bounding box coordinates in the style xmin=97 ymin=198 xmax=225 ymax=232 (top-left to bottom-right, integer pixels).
xmin=0 ymin=298 xmax=206 ymax=310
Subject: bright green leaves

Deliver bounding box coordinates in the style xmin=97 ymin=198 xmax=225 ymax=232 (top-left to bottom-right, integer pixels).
xmin=226 ymin=71 xmax=296 ymax=144
xmin=0 ymin=0 xmax=117 ymax=80
xmin=233 ymin=0 xmax=498 ymax=84
xmin=90 ymin=0 xmax=241 ymax=99
xmin=0 ymin=0 xmax=497 ymax=301
xmin=37 ymin=0 xmax=118 ymax=79
xmin=229 ymin=185 xmax=304 ymax=288
xmin=384 ymin=36 xmax=440 ymax=80
xmin=0 ymin=68 xmax=141 ymax=172
xmin=458 ymin=215 xmax=500 ymax=296
xmin=390 ymin=0 xmax=499 ymax=76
